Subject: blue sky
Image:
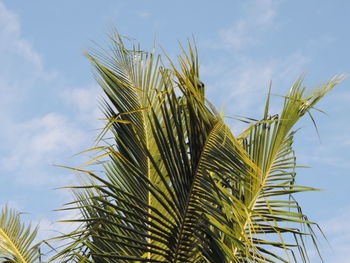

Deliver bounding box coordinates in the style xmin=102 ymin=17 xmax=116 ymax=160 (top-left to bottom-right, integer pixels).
xmin=0 ymin=0 xmax=349 ymax=261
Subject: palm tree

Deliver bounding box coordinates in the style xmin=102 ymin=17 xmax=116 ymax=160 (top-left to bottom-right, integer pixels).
xmin=52 ymin=33 xmax=343 ymax=263
xmin=0 ymin=206 xmax=41 ymax=263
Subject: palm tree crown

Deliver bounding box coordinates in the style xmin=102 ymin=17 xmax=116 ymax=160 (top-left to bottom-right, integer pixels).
xmin=50 ymin=34 xmax=343 ymax=263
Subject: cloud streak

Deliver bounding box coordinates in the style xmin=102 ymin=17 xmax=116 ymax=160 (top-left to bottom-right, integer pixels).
xmin=0 ymin=1 xmax=101 ymax=187
xmin=317 ymin=208 xmax=350 ymax=263
xmin=0 ymin=2 xmax=43 ymax=70
xmin=0 ymin=113 xmax=87 ymax=184
xmin=218 ymin=0 xmax=278 ymax=49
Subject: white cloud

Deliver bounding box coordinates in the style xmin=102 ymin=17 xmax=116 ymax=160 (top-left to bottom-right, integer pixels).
xmin=0 ymin=1 xmax=43 ymax=69
xmin=253 ymin=0 xmax=276 ymax=25
xmin=218 ymin=0 xmax=278 ymax=49
xmin=317 ymin=208 xmax=350 ymax=263
xmin=0 ymin=113 xmax=87 ymax=184
xmin=61 ymin=85 xmax=102 ymax=124
xmin=204 ymin=52 xmax=309 ymax=115
xmin=136 ymin=10 xmax=151 ymax=19
xmin=0 ymin=1 xmax=94 ymax=187
xmin=201 ymin=47 xmax=310 ymax=136
xmin=201 ymin=0 xmax=311 ymax=123
xmin=0 ymin=1 xmax=57 ymax=118
xmin=219 ymin=20 xmax=253 ymax=50
xmin=35 ymin=208 xmax=81 ymax=242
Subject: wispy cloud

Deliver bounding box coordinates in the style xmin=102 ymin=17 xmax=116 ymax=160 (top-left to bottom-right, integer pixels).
xmin=0 ymin=2 xmax=43 ymax=70
xmin=0 ymin=113 xmax=87 ymax=184
xmin=218 ymin=0 xmax=278 ymax=49
xmin=317 ymin=207 xmax=350 ymax=263
xmin=203 ymin=52 xmax=309 ymax=116
xmin=61 ymin=85 xmax=102 ymax=124
xmin=0 ymin=1 xmax=96 ymax=187
xmin=0 ymin=4 xmax=102 ymax=245
xmin=35 ymin=208 xmax=82 ymax=244
xmin=136 ymin=10 xmax=151 ymax=19
xmin=0 ymin=1 xmax=58 ymax=118
xmin=200 ymin=0 xmax=311 ymax=132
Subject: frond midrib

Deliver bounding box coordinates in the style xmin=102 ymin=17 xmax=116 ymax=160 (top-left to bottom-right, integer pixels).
xmin=172 ymin=120 xmax=221 ymax=262
xmin=0 ymin=227 xmax=28 ymax=263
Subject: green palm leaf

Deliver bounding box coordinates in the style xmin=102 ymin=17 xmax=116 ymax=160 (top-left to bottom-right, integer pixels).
xmin=0 ymin=206 xmax=40 ymax=263
xmin=209 ymin=75 xmax=344 ymax=262
xmin=53 ymin=32 xmax=344 ymax=263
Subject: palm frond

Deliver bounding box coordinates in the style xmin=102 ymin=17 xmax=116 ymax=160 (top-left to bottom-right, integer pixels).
xmin=53 ymin=32 xmax=344 ymax=263
xmin=222 ymin=75 xmax=345 ymax=262
xmin=0 ymin=206 xmax=40 ymax=263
